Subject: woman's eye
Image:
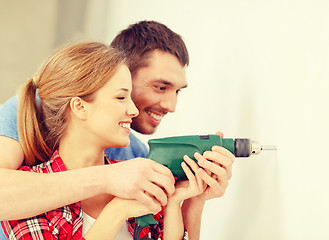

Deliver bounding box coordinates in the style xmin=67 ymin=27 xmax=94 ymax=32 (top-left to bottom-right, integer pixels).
xmin=117 ymin=97 xmax=125 ymax=100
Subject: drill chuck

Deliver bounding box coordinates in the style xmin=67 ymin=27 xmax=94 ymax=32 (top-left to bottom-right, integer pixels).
xmin=235 ymin=138 xmax=259 ymax=157
xmin=235 ymin=138 xmax=276 ymax=157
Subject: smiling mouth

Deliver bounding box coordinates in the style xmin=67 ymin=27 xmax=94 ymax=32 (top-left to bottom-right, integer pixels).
xmin=119 ymin=122 xmax=131 ymax=129
xmin=147 ymin=111 xmax=164 ymax=121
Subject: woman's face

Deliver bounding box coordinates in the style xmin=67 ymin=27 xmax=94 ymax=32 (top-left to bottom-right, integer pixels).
xmin=84 ymin=64 xmax=139 ymax=148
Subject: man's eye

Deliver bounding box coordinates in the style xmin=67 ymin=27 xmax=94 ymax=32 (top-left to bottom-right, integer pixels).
xmin=155 ymin=85 xmax=166 ymax=91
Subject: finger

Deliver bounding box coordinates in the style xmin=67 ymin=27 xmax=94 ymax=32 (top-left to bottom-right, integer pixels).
xmin=135 ymin=191 xmax=162 ymax=213
xmin=193 ymin=152 xmax=212 ymax=176
xmin=141 ymin=180 xmax=169 ymax=206
xmin=197 ymin=168 xmax=221 ymax=193
xmin=184 ymin=155 xmax=208 ymax=193
xmin=197 ymin=168 xmax=227 ymax=197
xmin=181 ymin=162 xmax=205 ymax=197
xmin=215 ymin=131 xmax=224 ymax=138
xmin=150 ymin=160 xmax=176 ymax=183
xmin=195 ymin=168 xmax=207 ymax=192
xmin=183 ymin=154 xmax=199 ymax=173
xmin=183 ymin=155 xmax=205 ymax=191
xmin=196 ymin=155 xmax=229 ymax=190
xmin=181 ymin=161 xmax=197 ymax=188
xmin=211 ymin=145 xmax=235 ymax=162
xmin=147 ymin=168 xmax=176 ymax=197
xmin=197 ymin=155 xmax=229 ymax=184
xmin=203 ymin=150 xmax=233 ymax=179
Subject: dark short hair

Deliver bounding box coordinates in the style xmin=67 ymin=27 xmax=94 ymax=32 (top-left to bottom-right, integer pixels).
xmin=110 ymin=20 xmax=189 ymax=77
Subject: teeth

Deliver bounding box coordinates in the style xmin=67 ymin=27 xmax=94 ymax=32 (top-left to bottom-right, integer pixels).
xmin=148 ymin=112 xmax=163 ymax=121
xmin=119 ymin=123 xmax=130 ymax=129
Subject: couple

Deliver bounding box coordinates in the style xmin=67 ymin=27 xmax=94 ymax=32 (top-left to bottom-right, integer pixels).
xmin=0 ymin=21 xmax=234 ymax=240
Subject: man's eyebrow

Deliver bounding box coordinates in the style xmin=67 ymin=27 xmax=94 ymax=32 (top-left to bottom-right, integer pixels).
xmin=153 ymin=79 xmax=188 ymax=89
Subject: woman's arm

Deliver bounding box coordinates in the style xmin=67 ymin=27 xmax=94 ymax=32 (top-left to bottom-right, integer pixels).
xmin=163 ymin=199 xmax=185 ymax=240
xmin=162 ymin=156 xmax=206 ymax=240
xmin=84 ymin=198 xmax=127 ymax=240
xmin=180 ymin=146 xmax=235 ymax=240
xmin=181 ymin=198 xmax=205 ymax=240
xmin=84 ymin=197 xmax=158 ymax=240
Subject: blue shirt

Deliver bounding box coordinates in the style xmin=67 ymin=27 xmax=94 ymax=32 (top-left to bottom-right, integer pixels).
xmin=0 ymin=96 xmax=148 ymax=240
xmin=0 ymin=97 xmax=19 ymax=141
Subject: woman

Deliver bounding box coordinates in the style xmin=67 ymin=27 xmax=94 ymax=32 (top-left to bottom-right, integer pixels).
xmin=1 ymin=42 xmax=205 ymax=239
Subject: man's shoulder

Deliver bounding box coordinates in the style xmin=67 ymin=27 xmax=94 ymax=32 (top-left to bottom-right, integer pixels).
xmin=0 ymin=96 xmax=18 ymax=115
xmin=0 ymin=96 xmax=18 ymax=141
xmin=128 ymin=133 xmax=147 ymax=149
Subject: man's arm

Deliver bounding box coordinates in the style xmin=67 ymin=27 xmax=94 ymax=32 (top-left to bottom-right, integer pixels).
xmin=0 ymin=137 xmax=175 ymax=220
xmin=0 ymin=165 xmax=105 ymax=220
xmin=0 ymin=137 xmax=107 ymax=220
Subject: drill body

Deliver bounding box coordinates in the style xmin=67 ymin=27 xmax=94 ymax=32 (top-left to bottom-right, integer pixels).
xmin=147 ymin=134 xmax=235 ymax=181
xmin=134 ymin=134 xmax=258 ymax=231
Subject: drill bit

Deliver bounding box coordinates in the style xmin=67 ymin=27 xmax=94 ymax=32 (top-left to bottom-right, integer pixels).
xmin=261 ymin=145 xmax=277 ymax=151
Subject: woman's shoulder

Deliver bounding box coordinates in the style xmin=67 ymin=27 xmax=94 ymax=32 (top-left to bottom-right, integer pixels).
xmin=19 ymin=150 xmax=67 ymax=173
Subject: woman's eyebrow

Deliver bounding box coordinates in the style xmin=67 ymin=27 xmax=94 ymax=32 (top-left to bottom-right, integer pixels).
xmin=116 ymin=88 xmax=129 ymax=92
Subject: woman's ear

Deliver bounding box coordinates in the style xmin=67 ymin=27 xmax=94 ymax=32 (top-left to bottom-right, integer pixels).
xmin=69 ymin=97 xmax=87 ymax=120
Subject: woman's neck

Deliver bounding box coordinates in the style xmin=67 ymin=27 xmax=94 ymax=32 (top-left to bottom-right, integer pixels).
xmin=57 ymin=121 xmax=114 ymax=219
xmin=58 ymin=130 xmax=105 ymax=170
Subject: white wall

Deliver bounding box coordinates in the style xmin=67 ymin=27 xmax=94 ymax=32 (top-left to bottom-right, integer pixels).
xmin=1 ymin=1 xmax=328 ymax=239
xmin=0 ymin=0 xmax=109 ymax=104
xmin=106 ymin=1 xmax=329 ymax=239
xmin=0 ymin=0 xmax=57 ymax=103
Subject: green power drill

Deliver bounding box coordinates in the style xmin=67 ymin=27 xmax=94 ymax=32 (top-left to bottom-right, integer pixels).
xmin=133 ymin=134 xmax=276 ymax=239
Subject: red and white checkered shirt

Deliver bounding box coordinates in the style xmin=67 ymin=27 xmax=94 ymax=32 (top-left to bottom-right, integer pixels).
xmin=1 ymin=150 xmax=165 ymax=239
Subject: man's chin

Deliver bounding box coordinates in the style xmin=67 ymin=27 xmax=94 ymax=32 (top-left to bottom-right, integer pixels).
xmin=131 ymin=123 xmax=157 ymax=135
xmin=133 ymin=127 xmax=157 ymax=135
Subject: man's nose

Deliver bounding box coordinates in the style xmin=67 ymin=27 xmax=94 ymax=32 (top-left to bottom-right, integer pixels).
xmin=159 ymin=93 xmax=177 ymax=113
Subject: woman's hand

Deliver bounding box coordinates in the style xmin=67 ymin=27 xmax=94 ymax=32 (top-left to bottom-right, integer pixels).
xmin=169 ymin=155 xmax=206 ymax=204
xmin=193 ymin=144 xmax=235 ymax=201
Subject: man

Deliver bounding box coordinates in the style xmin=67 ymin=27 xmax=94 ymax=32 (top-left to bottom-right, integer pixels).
xmin=0 ymin=21 xmax=234 ymax=239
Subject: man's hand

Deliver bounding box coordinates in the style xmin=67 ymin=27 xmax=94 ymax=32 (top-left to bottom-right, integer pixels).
xmin=103 ymin=158 xmax=175 ymax=213
xmin=192 ymin=131 xmax=235 ymax=201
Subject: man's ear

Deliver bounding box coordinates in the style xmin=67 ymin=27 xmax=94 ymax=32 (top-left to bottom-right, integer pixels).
xmin=69 ymin=97 xmax=87 ymax=120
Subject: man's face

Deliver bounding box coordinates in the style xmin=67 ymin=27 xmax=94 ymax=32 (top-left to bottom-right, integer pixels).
xmin=131 ymin=50 xmax=187 ymax=134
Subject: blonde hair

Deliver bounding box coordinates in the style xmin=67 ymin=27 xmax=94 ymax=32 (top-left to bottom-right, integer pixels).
xmin=18 ymin=42 xmax=127 ymax=165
